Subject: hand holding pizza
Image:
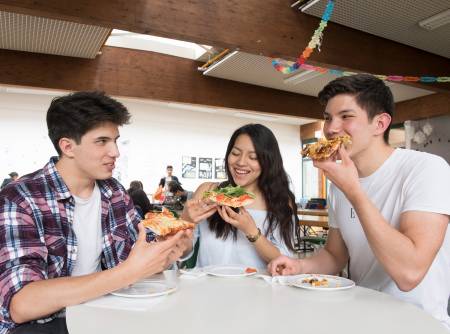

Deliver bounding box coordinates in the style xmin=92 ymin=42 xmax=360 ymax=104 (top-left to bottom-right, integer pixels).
xmin=181 ymin=198 xmax=218 ymax=224
xmin=125 ymin=223 xmax=185 ymax=280
xmin=218 ymin=206 xmax=258 ymax=236
xmin=314 ymin=146 xmax=361 ymax=196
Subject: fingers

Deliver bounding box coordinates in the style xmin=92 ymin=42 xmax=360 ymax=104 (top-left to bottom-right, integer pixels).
xmin=218 ymin=206 xmax=239 ymax=225
xmin=268 ymin=256 xmax=291 ymax=276
xmin=136 ymin=222 xmax=147 ymax=243
xmin=338 ymin=146 xmax=351 ymax=164
xmin=195 ymin=206 xmax=218 ymax=222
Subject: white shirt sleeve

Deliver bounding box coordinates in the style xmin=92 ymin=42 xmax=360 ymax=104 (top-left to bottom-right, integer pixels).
xmin=402 ymin=155 xmax=450 ymax=216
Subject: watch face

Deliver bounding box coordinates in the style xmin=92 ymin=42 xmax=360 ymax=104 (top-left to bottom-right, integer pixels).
xmin=247 ymin=228 xmax=261 ymax=242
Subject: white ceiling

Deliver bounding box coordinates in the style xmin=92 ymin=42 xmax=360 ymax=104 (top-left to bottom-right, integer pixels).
xmin=303 ymin=0 xmax=450 ymax=59
xmin=203 ymin=51 xmax=435 ymax=103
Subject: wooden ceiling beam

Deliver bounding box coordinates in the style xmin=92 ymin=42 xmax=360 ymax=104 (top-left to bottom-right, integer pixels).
xmin=393 ymin=93 xmax=450 ymax=124
xmin=0 ymin=46 xmax=323 ymax=119
xmin=0 ymin=0 xmax=448 ymax=92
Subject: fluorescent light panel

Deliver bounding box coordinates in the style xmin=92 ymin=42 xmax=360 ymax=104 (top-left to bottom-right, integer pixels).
xmin=202 ymin=51 xmax=239 ymax=75
xmin=299 ymin=0 xmax=322 ymax=12
xmin=418 ymin=9 xmax=450 ymax=30
xmin=284 ymin=69 xmax=323 ymax=85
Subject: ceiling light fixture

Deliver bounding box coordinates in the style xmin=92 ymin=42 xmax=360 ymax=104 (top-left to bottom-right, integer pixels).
xmin=418 ymin=9 xmax=450 ymax=31
xmin=203 ymin=50 xmax=239 ymax=75
xmin=291 ymin=0 xmax=322 ymax=12
xmin=283 ymin=69 xmax=323 ymax=85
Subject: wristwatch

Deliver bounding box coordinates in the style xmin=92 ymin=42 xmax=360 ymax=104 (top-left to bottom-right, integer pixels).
xmin=246 ymin=228 xmax=261 ymax=243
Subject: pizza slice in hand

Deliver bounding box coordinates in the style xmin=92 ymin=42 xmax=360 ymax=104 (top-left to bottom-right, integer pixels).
xmin=301 ymin=135 xmax=352 ymax=160
xmin=203 ymin=185 xmax=256 ymax=208
xmin=142 ymin=207 xmax=194 ymax=236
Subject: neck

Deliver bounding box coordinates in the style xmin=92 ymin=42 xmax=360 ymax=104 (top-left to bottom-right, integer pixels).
xmin=55 ymin=157 xmax=96 ymax=198
xmin=352 ymin=141 xmax=394 ymax=178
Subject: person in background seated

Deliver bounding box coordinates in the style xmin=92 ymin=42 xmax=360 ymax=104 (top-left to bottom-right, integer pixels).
xmin=0 ymin=172 xmax=18 ymax=190
xmin=127 ymin=180 xmax=152 ymax=217
xmin=181 ymin=124 xmax=299 ymax=269
xmin=268 ymin=74 xmax=450 ymax=329
xmin=163 ymin=181 xmax=188 ymax=211
xmin=0 ymin=91 xmax=192 ymax=334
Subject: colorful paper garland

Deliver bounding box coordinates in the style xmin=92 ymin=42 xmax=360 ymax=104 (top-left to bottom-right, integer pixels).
xmin=272 ymin=0 xmax=450 ymax=83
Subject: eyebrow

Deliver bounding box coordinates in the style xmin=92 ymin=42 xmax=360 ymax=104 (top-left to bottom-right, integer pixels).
xmin=232 ymin=146 xmax=256 ymax=154
xmin=95 ymin=135 xmax=120 ymax=141
xmin=323 ymin=109 xmax=356 ymax=116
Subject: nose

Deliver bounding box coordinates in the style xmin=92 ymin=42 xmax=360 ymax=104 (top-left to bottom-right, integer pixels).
xmin=236 ymin=154 xmax=247 ymax=166
xmin=324 ymin=118 xmax=341 ymax=138
xmin=109 ymin=142 xmax=120 ymax=158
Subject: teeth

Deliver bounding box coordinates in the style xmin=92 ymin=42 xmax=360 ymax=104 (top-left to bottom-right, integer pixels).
xmin=235 ymin=169 xmax=249 ymax=174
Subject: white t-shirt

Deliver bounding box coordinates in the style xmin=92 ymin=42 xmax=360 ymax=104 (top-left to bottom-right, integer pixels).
xmin=328 ymin=148 xmax=450 ymax=328
xmin=194 ymin=209 xmax=295 ymax=269
xmin=71 ymin=183 xmax=103 ymax=276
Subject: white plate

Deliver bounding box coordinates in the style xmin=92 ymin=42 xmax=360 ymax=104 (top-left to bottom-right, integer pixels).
xmin=291 ymin=274 xmax=355 ymax=291
xmin=202 ymin=265 xmax=258 ymax=277
xmin=111 ymin=281 xmax=177 ymax=298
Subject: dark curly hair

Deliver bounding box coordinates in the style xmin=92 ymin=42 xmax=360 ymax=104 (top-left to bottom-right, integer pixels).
xmin=47 ymin=91 xmax=131 ymax=155
xmin=318 ymin=74 xmax=394 ymax=143
xmin=207 ymin=124 xmax=298 ymax=251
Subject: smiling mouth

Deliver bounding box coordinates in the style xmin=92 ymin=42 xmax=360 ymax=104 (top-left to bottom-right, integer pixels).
xmin=234 ymin=168 xmax=250 ymax=175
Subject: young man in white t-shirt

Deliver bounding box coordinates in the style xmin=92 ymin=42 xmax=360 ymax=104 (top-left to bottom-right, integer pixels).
xmin=268 ymin=74 xmax=450 ymax=329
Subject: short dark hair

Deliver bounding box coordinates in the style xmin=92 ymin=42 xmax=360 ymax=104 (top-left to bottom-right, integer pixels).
xmin=9 ymin=172 xmax=18 ymax=178
xmin=47 ymin=91 xmax=131 ymax=155
xmin=318 ymin=74 xmax=394 ymax=143
xmin=166 ymin=165 xmax=173 ymax=170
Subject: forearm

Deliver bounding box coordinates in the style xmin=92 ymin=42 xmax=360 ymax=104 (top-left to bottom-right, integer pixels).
xmin=301 ymin=247 xmax=346 ymax=275
xmin=347 ymin=189 xmax=424 ymax=290
xmin=252 ymin=236 xmax=282 ymax=263
xmin=10 ymin=262 xmax=136 ymax=324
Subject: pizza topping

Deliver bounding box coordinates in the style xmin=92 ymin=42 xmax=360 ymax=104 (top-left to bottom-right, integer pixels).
xmin=301 ymin=277 xmax=329 ymax=287
xmin=301 ymin=135 xmax=352 ymax=160
xmin=142 ymin=208 xmax=194 ymax=236
xmin=245 ymin=267 xmax=257 ymax=274
xmin=203 ymin=185 xmax=256 ymax=208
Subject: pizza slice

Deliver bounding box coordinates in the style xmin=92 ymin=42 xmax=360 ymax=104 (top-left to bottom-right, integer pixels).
xmin=203 ymin=185 xmax=256 ymax=208
xmin=142 ymin=208 xmax=194 ymax=236
xmin=301 ymin=135 xmax=352 ymax=160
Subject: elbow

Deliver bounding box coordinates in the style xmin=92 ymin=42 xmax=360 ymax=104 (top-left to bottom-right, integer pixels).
xmin=396 ymin=270 xmax=425 ymax=292
xmin=10 ymin=298 xmax=28 ymax=324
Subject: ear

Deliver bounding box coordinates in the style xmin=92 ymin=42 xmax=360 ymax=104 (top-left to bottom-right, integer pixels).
xmin=58 ymin=137 xmax=77 ymax=158
xmin=373 ymin=113 xmax=392 ymax=137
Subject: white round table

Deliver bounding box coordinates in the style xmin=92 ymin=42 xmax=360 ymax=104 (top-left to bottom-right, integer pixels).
xmin=66 ymin=275 xmax=448 ymax=334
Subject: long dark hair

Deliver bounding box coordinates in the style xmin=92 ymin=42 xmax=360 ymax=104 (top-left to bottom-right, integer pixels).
xmin=207 ymin=124 xmax=298 ymax=251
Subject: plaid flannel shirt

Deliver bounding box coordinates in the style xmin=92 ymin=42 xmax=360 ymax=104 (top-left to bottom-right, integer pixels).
xmin=0 ymin=157 xmax=151 ymax=333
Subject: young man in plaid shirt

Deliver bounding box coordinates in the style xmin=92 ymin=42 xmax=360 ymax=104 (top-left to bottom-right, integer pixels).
xmin=0 ymin=91 xmax=192 ymax=334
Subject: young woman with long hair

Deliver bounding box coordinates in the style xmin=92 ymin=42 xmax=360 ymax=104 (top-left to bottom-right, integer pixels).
xmin=182 ymin=124 xmax=298 ymax=268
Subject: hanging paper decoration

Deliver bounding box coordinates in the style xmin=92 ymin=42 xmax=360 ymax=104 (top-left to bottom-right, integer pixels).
xmin=272 ymin=0 xmax=449 ymax=83
xmin=273 ymin=0 xmax=335 ymax=74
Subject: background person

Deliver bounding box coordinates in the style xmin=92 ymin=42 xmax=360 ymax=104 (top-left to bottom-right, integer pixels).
xmin=0 ymin=172 xmax=18 ymax=189
xmin=127 ymin=180 xmax=152 ymax=217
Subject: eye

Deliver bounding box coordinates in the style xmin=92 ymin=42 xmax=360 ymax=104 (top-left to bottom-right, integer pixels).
xmin=323 ymin=115 xmax=331 ymax=121
xmin=231 ymin=150 xmax=240 ymax=156
xmin=249 ymin=155 xmax=258 ymax=160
